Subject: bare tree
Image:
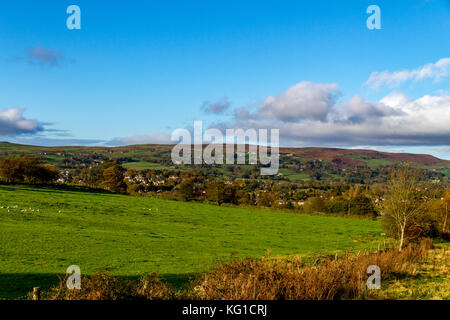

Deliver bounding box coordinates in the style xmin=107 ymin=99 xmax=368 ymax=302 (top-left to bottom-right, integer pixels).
xmin=443 ymin=193 xmax=449 ymax=232
xmin=437 ymin=191 xmax=449 ymax=232
xmin=383 ymin=165 xmax=428 ymax=251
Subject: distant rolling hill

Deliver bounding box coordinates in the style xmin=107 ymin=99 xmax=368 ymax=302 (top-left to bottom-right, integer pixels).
xmin=280 ymin=147 xmax=449 ymax=167
xmin=1 ymin=142 xmax=449 ymax=183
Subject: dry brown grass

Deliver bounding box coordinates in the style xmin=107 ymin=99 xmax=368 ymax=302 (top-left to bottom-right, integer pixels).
xmin=46 ymin=272 xmax=174 ymax=300
xmin=368 ymin=243 xmax=449 ymax=300
xmin=192 ymin=239 xmax=433 ymax=300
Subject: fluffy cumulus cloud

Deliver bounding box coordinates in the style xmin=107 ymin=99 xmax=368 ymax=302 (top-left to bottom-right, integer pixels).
xmin=259 ymin=82 xmax=340 ymax=122
xmin=365 ymin=57 xmax=450 ymax=88
xmin=0 ymin=108 xmax=43 ymax=136
xmin=107 ymin=133 xmax=173 ymax=146
xmin=201 ymin=98 xmax=231 ymax=114
xmin=338 ymin=95 xmax=402 ymax=124
xmin=228 ymin=82 xmax=450 ymax=147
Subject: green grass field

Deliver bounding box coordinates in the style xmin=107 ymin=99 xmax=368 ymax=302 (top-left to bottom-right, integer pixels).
xmin=0 ymin=184 xmax=385 ymax=299
xmin=350 ymin=155 xmax=394 ymax=167
xmin=278 ymin=168 xmax=310 ymax=181
xmin=122 ymin=161 xmax=170 ymax=170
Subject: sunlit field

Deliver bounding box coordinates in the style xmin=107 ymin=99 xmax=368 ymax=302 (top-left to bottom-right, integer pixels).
xmin=0 ymin=184 xmax=384 ymax=299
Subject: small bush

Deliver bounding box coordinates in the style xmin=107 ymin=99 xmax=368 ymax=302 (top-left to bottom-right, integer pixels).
xmin=45 ymin=272 xmax=174 ymax=300
xmin=135 ymin=274 xmax=174 ymax=300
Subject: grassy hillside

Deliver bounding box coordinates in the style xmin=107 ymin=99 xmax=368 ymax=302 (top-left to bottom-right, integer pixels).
xmin=0 ymin=184 xmax=385 ymax=299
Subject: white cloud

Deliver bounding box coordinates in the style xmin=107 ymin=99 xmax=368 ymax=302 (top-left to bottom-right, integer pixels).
xmin=365 ymin=57 xmax=450 ymax=88
xmin=229 ymin=82 xmax=450 ymax=147
xmin=0 ymin=108 xmax=42 ymax=136
xmin=341 ymin=95 xmax=401 ymax=122
xmin=259 ymin=81 xmax=340 ymax=121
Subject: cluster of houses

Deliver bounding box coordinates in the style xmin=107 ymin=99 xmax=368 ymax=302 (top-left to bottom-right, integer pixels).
xmin=124 ymin=172 xmax=177 ymax=188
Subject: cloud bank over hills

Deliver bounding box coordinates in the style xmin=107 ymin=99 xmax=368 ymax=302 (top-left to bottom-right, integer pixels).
xmin=106 ymin=58 xmax=450 ymax=152
xmin=3 ymin=58 xmax=450 ymax=159
xmin=228 ymin=82 xmax=450 ymax=147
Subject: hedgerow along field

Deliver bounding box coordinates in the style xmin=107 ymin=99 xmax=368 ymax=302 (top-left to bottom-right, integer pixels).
xmin=0 ymin=184 xmax=385 ymax=299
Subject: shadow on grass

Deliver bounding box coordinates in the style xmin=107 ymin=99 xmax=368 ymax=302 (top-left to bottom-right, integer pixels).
xmin=0 ymin=182 xmax=114 ymax=195
xmin=0 ymin=272 xmax=196 ymax=300
xmin=0 ymin=273 xmax=60 ymax=300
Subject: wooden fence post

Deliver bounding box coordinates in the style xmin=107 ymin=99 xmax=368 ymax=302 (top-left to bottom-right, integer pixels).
xmin=32 ymin=287 xmax=41 ymax=300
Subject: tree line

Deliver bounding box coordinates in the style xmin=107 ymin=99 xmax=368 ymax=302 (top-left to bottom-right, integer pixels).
xmin=0 ymin=155 xmax=60 ymax=184
xmin=0 ymin=156 xmax=127 ymax=193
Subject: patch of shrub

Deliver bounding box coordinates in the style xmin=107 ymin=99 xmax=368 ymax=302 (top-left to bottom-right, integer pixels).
xmin=45 ymin=272 xmax=174 ymax=300
xmin=192 ymin=239 xmax=432 ymax=300
xmin=0 ymin=155 xmax=59 ymax=184
xmin=382 ymin=211 xmax=440 ymax=242
xmin=135 ymin=274 xmax=175 ymax=300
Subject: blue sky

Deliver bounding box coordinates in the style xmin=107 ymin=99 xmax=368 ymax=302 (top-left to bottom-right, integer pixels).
xmin=0 ymin=0 xmax=449 ymax=158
